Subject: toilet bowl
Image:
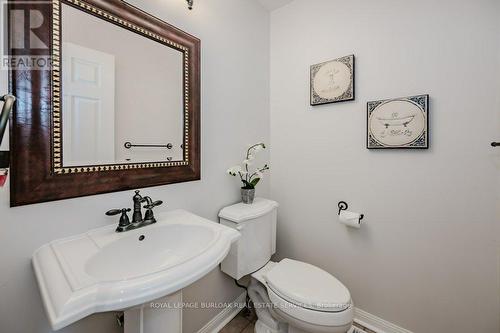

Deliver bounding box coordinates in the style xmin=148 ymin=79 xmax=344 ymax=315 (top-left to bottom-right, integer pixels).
xmin=219 ymin=198 xmax=354 ymax=333
xmin=250 ymin=260 xmax=353 ymax=333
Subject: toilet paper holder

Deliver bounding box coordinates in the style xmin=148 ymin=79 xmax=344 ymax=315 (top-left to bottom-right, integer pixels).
xmin=338 ymin=201 xmax=364 ymax=221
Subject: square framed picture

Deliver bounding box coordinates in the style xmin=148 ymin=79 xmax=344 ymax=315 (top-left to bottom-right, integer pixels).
xmin=367 ymin=94 xmax=429 ymax=149
xmin=310 ymin=54 xmax=354 ymax=105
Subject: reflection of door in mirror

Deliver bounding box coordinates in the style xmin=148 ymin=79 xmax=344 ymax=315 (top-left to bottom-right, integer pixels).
xmin=61 ymin=3 xmax=185 ymax=167
xmin=63 ymin=43 xmax=116 ymax=166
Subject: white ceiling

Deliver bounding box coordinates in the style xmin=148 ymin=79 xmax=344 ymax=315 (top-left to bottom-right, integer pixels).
xmin=256 ymin=0 xmax=295 ymax=11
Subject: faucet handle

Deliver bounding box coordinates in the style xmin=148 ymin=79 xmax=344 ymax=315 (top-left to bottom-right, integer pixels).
xmin=143 ymin=201 xmax=162 ymax=224
xmin=106 ymin=208 xmax=132 ymax=232
xmin=143 ymin=200 xmax=163 ymax=210
xmin=106 ymin=208 xmax=126 ymax=216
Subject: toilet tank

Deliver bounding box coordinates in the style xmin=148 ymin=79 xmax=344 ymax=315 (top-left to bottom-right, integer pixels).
xmin=219 ymin=198 xmax=278 ymax=280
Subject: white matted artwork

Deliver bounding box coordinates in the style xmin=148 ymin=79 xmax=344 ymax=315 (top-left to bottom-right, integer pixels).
xmin=367 ymin=94 xmax=429 ymax=149
xmin=310 ymin=55 xmax=354 ymax=105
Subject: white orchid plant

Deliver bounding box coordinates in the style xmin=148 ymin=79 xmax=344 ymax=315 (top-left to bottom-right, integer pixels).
xmin=227 ymin=143 xmax=270 ymax=190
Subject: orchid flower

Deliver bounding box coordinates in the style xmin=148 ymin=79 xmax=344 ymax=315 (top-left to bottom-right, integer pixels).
xmin=226 ymin=166 xmax=242 ymax=176
xmin=226 ymin=143 xmax=269 ymax=189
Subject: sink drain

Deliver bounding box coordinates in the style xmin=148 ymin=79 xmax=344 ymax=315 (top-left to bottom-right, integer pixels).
xmin=139 ymin=235 xmax=145 ymax=241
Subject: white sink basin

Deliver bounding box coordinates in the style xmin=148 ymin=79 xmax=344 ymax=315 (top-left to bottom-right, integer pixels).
xmin=85 ymin=224 xmax=216 ymax=281
xmin=32 ymin=210 xmax=240 ymax=331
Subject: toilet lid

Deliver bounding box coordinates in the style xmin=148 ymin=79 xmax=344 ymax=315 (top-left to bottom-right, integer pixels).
xmin=264 ymin=259 xmax=351 ymax=312
xmin=218 ymin=198 xmax=278 ymax=223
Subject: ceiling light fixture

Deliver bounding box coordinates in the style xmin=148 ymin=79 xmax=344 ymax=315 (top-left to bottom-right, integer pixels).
xmin=186 ymin=0 xmax=193 ymax=10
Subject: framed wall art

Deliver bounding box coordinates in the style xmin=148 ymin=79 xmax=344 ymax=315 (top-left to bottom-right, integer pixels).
xmin=310 ymin=55 xmax=354 ymax=105
xmin=367 ymin=94 xmax=429 ymax=149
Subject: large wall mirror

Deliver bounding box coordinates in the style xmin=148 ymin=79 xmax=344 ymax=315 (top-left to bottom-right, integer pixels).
xmin=9 ymin=0 xmax=200 ymax=206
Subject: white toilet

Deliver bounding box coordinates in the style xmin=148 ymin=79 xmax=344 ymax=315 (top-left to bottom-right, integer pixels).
xmin=220 ymin=198 xmax=354 ymax=333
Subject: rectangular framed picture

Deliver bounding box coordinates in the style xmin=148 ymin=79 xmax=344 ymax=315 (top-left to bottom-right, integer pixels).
xmin=310 ymin=55 xmax=354 ymax=105
xmin=367 ymin=94 xmax=429 ymax=149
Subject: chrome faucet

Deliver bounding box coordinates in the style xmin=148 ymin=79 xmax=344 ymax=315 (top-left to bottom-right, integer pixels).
xmin=106 ymin=190 xmax=163 ymax=232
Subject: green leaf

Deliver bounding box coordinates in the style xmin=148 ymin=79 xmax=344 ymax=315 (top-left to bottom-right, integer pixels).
xmin=250 ymin=178 xmax=261 ymax=187
xmin=241 ymin=180 xmax=254 ymax=189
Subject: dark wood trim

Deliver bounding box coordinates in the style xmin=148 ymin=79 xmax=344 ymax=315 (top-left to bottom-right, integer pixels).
xmin=9 ymin=0 xmax=201 ymax=206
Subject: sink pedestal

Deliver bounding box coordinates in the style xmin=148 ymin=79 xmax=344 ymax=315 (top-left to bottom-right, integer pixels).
xmin=124 ymin=291 xmax=183 ymax=333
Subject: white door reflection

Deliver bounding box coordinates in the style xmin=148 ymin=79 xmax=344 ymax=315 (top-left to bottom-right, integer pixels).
xmin=63 ymin=43 xmax=116 ymax=166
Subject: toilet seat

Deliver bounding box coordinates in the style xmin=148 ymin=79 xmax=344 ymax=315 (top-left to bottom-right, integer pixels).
xmin=267 ymin=287 xmax=353 ymax=328
xmin=258 ymin=259 xmax=353 ymax=329
xmin=264 ymin=259 xmax=351 ymax=312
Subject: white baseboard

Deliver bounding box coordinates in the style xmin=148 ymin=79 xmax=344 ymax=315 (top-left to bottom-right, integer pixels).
xmin=196 ymin=294 xmax=412 ymax=333
xmin=354 ymin=308 xmax=414 ymax=333
xmin=197 ymin=292 xmax=247 ymax=333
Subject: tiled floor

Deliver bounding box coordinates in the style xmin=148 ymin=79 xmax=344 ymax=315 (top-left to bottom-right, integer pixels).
xmin=351 ymin=323 xmax=377 ymax=333
xmin=220 ymin=307 xmax=376 ymax=333
xmin=219 ymin=307 xmax=256 ymax=333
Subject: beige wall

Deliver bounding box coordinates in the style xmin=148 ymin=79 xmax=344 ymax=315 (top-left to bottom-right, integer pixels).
xmin=2 ymin=1 xmax=499 ymax=333
xmin=0 ymin=0 xmax=270 ymax=332
xmin=270 ymin=1 xmax=500 ymax=332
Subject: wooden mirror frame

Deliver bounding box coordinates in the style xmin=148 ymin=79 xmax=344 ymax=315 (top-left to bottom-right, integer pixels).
xmin=8 ymin=0 xmax=200 ymax=206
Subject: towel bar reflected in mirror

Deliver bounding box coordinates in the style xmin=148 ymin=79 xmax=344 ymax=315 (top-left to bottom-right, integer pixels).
xmin=124 ymin=142 xmax=174 ymax=149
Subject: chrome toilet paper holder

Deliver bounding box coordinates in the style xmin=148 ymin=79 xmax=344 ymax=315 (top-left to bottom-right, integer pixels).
xmin=338 ymin=201 xmax=364 ymax=221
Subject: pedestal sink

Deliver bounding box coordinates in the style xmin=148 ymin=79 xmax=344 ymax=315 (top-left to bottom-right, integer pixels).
xmin=32 ymin=209 xmax=240 ymax=332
